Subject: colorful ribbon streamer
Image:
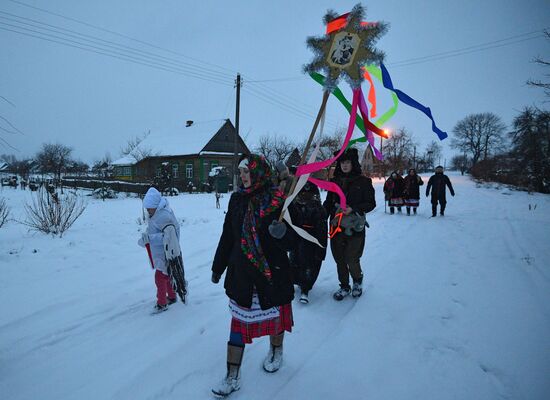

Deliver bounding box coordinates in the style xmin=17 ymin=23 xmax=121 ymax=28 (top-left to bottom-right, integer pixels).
xmin=281 ymin=143 xmax=324 ymax=247
xmin=357 ymin=87 xmax=383 ymax=160
xmin=309 ymin=72 xmax=388 ymax=141
xmin=296 ymin=88 xmax=362 ymax=210
xmin=379 ymin=63 xmax=448 ymax=140
xmin=309 ymin=71 xmax=387 ymax=159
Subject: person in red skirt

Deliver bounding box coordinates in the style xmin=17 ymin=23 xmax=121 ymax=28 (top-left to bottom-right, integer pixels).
xmin=211 ymin=154 xmax=295 ymax=397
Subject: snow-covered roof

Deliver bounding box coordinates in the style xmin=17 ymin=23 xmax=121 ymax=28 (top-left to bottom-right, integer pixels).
xmin=111 ymin=119 xmax=230 ymax=166
xmin=0 ymin=162 xmax=9 ymax=171
xmin=111 ymin=155 xmax=136 ymax=166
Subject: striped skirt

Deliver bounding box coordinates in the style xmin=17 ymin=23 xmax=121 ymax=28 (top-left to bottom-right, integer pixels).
xmin=404 ymin=198 xmax=420 ymax=207
xmin=229 ymin=294 xmax=293 ymax=344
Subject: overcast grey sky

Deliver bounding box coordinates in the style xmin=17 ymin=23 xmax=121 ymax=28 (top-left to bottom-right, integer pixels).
xmin=0 ymin=0 xmax=548 ymax=164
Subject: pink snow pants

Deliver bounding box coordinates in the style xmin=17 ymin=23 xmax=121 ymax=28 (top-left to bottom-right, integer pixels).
xmin=155 ymin=270 xmax=176 ymax=305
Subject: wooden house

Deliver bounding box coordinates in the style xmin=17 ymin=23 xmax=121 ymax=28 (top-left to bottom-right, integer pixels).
xmin=111 ymin=119 xmax=249 ymax=192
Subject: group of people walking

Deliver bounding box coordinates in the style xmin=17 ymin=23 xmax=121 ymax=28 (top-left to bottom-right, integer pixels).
xmin=208 ymin=148 xmax=375 ymax=396
xmin=384 ymin=166 xmax=455 ymax=217
xmin=137 ymin=149 xmax=455 ymax=398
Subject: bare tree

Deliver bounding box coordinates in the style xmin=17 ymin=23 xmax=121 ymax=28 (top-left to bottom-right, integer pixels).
xmin=527 ymin=30 xmax=550 ymax=99
xmin=12 ymin=158 xmax=33 ymax=180
xmin=450 ymin=154 xmax=470 ymax=175
xmin=451 ymin=113 xmax=506 ymax=165
xmin=383 ymin=127 xmax=416 ymax=173
xmin=294 ymin=128 xmax=346 ymax=163
xmin=254 ymin=133 xmax=295 ymax=167
xmin=510 ymin=107 xmax=550 ymax=192
xmin=22 ymin=187 xmax=86 ymax=237
xmin=423 ymin=140 xmax=443 ymax=170
xmin=36 ymin=143 xmax=73 ymax=182
xmin=120 ymin=130 xmax=154 ymax=162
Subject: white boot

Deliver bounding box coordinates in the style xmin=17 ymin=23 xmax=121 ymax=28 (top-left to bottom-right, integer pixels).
xmin=212 ymin=343 xmax=244 ymax=397
xmin=263 ymin=333 xmax=284 ymax=373
xmin=212 ymin=372 xmax=240 ymax=398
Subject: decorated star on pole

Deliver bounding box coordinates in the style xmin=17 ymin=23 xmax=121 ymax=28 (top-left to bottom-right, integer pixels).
xmin=304 ymin=3 xmax=388 ymax=90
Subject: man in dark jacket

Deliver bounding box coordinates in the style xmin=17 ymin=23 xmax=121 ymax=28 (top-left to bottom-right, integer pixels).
xmin=323 ymin=148 xmax=376 ymax=301
xmin=426 ymin=165 xmax=455 ymax=217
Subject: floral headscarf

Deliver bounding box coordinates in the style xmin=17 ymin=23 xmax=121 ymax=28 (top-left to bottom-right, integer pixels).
xmin=239 ymin=154 xmax=286 ymax=281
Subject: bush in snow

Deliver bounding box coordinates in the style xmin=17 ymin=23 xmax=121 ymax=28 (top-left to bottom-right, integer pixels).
xmin=22 ymin=187 xmax=86 ymax=237
xmin=0 ymin=197 xmax=10 ymax=228
xmin=92 ymin=187 xmax=117 ymax=200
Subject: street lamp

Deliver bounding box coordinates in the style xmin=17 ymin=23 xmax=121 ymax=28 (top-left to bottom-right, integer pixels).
xmin=381 ymin=129 xmax=390 ymax=178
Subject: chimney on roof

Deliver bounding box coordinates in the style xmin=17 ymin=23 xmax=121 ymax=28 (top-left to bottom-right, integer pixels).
xmin=186 ymin=120 xmax=194 ymax=127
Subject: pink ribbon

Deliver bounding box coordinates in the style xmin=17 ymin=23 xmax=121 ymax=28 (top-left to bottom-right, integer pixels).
xmin=297 ymin=88 xmax=360 ymax=177
xmin=307 ymin=177 xmax=347 ymax=210
xmin=295 ymin=88 xmax=361 ymax=210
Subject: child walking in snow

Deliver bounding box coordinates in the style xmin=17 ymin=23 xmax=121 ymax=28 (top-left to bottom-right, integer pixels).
xmin=138 ymin=187 xmax=185 ymax=313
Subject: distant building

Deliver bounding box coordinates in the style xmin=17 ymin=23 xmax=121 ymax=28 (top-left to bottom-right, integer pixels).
xmin=111 ymin=119 xmax=249 ymax=192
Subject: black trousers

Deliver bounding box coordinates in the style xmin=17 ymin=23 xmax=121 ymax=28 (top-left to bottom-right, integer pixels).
xmin=330 ymin=232 xmax=365 ymax=288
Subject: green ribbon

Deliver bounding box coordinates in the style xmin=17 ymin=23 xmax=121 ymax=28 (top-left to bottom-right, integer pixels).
xmin=309 ymin=67 xmax=399 ymax=147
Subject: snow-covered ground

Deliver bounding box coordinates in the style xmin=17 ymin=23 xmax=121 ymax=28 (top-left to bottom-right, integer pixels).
xmin=1 ymin=173 xmax=549 ymax=400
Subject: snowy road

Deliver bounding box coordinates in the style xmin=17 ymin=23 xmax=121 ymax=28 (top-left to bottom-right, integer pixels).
xmin=0 ymin=173 xmax=549 ymax=400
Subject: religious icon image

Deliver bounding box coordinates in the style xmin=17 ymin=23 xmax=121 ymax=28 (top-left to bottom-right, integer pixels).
xmin=328 ymin=31 xmax=359 ymax=68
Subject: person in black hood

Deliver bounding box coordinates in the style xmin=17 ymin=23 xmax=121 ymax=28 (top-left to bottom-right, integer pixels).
xmin=288 ymin=182 xmax=327 ymax=304
xmin=323 ymin=148 xmax=376 ymax=301
xmin=426 ymin=165 xmax=455 ymax=217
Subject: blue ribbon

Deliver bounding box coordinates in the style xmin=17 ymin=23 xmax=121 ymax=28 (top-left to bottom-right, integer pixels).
xmin=380 ymin=63 xmax=448 ymax=140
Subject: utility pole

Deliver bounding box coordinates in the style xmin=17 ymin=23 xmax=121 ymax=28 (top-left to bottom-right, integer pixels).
xmin=233 ymin=73 xmax=242 ymax=192
xmin=413 ymin=145 xmax=416 ymax=170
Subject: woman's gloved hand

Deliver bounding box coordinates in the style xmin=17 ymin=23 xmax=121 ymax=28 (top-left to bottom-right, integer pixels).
xmin=211 ymin=272 xmax=222 ymax=284
xmin=268 ymin=220 xmax=287 ymax=239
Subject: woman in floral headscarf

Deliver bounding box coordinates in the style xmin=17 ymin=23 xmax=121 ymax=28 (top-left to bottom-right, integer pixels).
xmin=211 ymin=154 xmax=295 ymax=397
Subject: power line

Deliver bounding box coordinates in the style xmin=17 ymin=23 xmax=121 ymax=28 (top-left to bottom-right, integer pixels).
xmin=0 ymin=13 xmax=234 ymax=84
xmin=6 ymin=0 xmax=237 ymax=76
xmin=0 ymin=11 xmax=235 ymax=81
xmin=389 ymin=29 xmax=547 ymax=68
xmin=242 ymin=85 xmax=338 ymax=131
xmin=0 ymin=22 xmax=233 ymax=87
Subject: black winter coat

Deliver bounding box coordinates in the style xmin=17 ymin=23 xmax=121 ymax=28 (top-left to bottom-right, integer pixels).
xmin=426 ymin=173 xmax=455 ymax=203
xmin=288 ymin=198 xmax=328 ymax=266
xmin=383 ymin=175 xmax=405 ymax=200
xmin=403 ymin=175 xmax=424 ymax=200
xmin=323 ymin=173 xmax=376 ymax=229
xmin=212 ymin=192 xmax=295 ymax=310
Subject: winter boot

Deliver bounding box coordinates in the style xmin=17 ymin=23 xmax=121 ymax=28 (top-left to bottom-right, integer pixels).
xmin=212 ymin=342 xmax=244 ymax=397
xmin=352 ymin=281 xmax=363 ymax=298
xmin=167 ymin=297 xmax=177 ymax=305
xmin=333 ymin=286 xmax=351 ymax=301
xmin=432 ymin=205 xmax=437 ymax=217
xmin=440 ymin=205 xmax=445 ymax=216
xmin=299 ymin=289 xmax=309 ymax=304
xmin=263 ymin=333 xmax=284 ymax=373
xmin=413 ymin=208 xmax=417 ymax=215
xmin=397 ymin=207 xmax=402 ymax=213
xmin=151 ymin=303 xmax=168 ymax=314
xmin=406 ymin=207 xmax=410 ymax=216
xmin=390 ymin=207 xmax=395 ymax=215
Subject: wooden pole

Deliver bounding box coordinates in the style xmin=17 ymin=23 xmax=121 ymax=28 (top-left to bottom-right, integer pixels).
xmin=233 ymin=73 xmax=241 ymax=192
xmin=278 ymin=90 xmax=330 ymax=222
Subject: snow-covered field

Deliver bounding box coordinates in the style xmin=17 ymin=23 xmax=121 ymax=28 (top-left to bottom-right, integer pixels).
xmin=1 ymin=173 xmax=549 ymax=400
